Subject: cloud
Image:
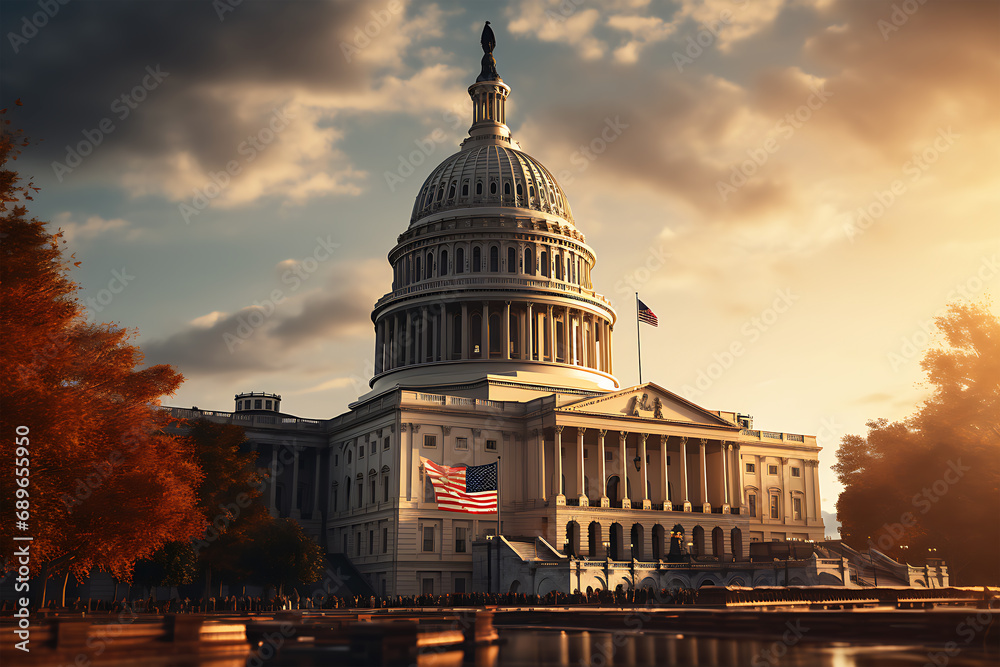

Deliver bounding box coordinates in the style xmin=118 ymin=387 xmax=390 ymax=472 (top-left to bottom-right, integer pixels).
xmin=506 ymin=2 xmax=607 ymax=60
xmin=608 ymin=15 xmax=678 ymax=63
xmin=53 ymin=213 xmax=139 ymax=244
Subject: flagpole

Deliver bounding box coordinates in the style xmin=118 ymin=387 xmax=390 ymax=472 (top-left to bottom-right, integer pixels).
xmin=496 ymin=455 xmax=502 ymax=595
xmin=635 ymin=292 xmax=642 ymax=384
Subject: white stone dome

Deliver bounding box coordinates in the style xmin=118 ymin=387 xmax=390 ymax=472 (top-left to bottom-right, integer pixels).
xmin=410 ymin=144 xmax=574 ymax=227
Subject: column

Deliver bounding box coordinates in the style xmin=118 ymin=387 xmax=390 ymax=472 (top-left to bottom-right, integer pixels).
xmin=419 ymin=307 xmax=427 ymax=363
xmin=721 ymin=443 xmax=731 ymax=513
xmin=679 ymin=437 xmax=691 ymax=511
xmin=461 ymin=303 xmax=469 ymax=359
xmin=781 ymin=457 xmax=791 ymax=522
xmin=526 ymin=303 xmax=534 ymax=360
xmin=660 ymin=435 xmax=669 ymax=508
xmin=374 ymin=321 xmax=384 ymax=375
xmin=520 ymin=306 xmax=528 ymax=360
xmin=440 ymin=303 xmax=448 ymax=361
xmin=562 ymin=307 xmax=571 ymax=363
xmin=731 ymin=445 xmax=742 ymax=512
xmin=503 ymin=301 xmax=511 ymax=360
xmin=482 ymin=301 xmax=489 ymax=358
xmin=618 ymin=431 xmax=630 ymax=509
xmin=811 ymin=460 xmax=820 ymax=521
xmin=555 ymin=425 xmax=565 ymax=503
xmin=547 ymin=305 xmax=555 ymax=362
xmin=404 ymin=311 xmax=413 ymax=365
xmin=699 ymin=439 xmax=710 ymax=513
xmin=598 ymin=429 xmax=608 ymax=507
xmin=392 ymin=313 xmax=401 ymax=368
xmin=576 ymin=428 xmax=587 ymax=506
xmin=639 ymin=433 xmax=650 ymax=509
xmin=312 ymin=450 xmax=322 ymax=516
xmin=269 ymin=447 xmax=278 ymax=517
xmin=607 ymin=322 xmax=613 ymax=376
xmin=536 ymin=430 xmax=546 ymax=502
xmin=291 ymin=446 xmax=301 ymax=518
xmin=431 ymin=308 xmax=439 ymax=362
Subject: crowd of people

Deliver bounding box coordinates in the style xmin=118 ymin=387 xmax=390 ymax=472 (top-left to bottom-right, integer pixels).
xmin=3 ymin=586 xmax=701 ymax=615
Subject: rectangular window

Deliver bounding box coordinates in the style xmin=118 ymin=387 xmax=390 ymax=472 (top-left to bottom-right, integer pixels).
xmin=748 ymin=494 xmax=757 ymax=518
xmin=746 ymin=463 xmax=755 ymax=473
xmin=357 ymin=483 xmax=363 ymax=506
xmin=423 ymin=526 xmax=434 ymax=552
xmin=371 ymin=443 xmax=376 ymax=455
xmin=456 ymin=437 xmax=468 ymax=450
xmin=486 ymin=439 xmax=497 ymax=451
xmin=455 ymin=527 xmax=467 ymax=553
xmin=768 ymin=464 xmax=778 ymax=475
xmin=793 ymin=497 xmax=802 ymax=520
xmin=360 ymin=445 xmax=365 ymax=458
xmin=384 ymin=436 xmax=390 ymax=450
xmin=265 ymin=400 xmax=272 ymax=410
xmin=254 ymin=399 xmax=262 ymax=409
xmin=382 ymin=527 xmax=388 ymax=553
xmin=770 ymin=494 xmax=780 ymax=519
xmin=424 ymin=434 xmax=437 ymax=448
xmin=369 ymin=479 xmax=375 ymax=503
xmin=369 ymin=530 xmax=374 ymax=555
xmin=791 ymin=467 xmax=801 ymax=478
xmin=455 ymin=577 xmax=466 ymax=594
xmin=383 ymin=475 xmax=390 ymax=502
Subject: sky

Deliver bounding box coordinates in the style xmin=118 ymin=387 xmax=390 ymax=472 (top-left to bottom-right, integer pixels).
xmin=3 ymin=0 xmax=998 ymax=522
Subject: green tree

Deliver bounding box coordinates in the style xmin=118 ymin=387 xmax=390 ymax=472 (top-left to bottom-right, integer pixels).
xmin=834 ymin=300 xmax=1000 ymax=584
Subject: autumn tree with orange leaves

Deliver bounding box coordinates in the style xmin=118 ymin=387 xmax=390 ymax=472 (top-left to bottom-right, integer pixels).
xmin=0 ymin=109 xmax=204 ymax=604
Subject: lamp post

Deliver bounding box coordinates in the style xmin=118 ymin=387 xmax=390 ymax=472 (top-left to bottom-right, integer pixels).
xmin=486 ymin=534 xmax=494 ymax=594
xmin=603 ymin=540 xmax=611 ymax=592
xmin=628 ymin=543 xmax=636 ymax=592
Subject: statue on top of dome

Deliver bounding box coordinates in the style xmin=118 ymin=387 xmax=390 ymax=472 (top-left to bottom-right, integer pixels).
xmin=477 ymin=21 xmax=500 ymax=82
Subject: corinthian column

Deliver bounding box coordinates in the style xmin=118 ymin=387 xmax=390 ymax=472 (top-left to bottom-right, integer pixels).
xmin=619 ymin=431 xmax=630 ymax=509
xmin=639 ymin=433 xmax=650 ymax=510
xmin=679 ymin=437 xmax=691 ymax=512
xmin=555 ymin=425 xmax=565 ymax=504
xmin=699 ymin=439 xmax=711 ymax=513
xmin=598 ymin=429 xmax=609 ymax=507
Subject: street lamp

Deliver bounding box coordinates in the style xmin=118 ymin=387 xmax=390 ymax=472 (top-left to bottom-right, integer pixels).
xmin=603 ymin=540 xmax=611 ymax=592
xmin=486 ymin=534 xmax=494 ymax=594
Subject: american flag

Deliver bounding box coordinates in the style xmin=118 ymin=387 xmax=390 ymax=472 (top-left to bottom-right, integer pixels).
xmin=638 ymin=298 xmax=658 ymax=327
xmin=422 ymin=458 xmax=498 ymax=513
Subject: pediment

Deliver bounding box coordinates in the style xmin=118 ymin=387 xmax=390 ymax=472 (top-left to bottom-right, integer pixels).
xmin=558 ymin=383 xmax=737 ymax=428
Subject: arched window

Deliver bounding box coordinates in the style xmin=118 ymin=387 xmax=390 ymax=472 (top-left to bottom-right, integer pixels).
xmin=541 ymin=251 xmax=549 ymax=277
xmin=440 ymin=249 xmax=449 ymax=276
xmin=436 ymin=187 xmax=444 ymax=201
xmin=504 ymin=182 xmax=510 ymax=196
xmin=404 ymin=256 xmax=410 ymax=286
xmin=516 ymin=183 xmax=523 ymax=197
xmin=507 ymin=247 xmax=515 ymax=273
xmin=415 ymin=256 xmax=421 ymax=282
xmin=473 ymin=247 xmax=482 ymax=272
xmin=490 ymin=181 xmax=497 ymax=195
xmin=476 ymin=181 xmax=483 ymax=195
xmin=530 ymin=185 xmax=536 ymax=199
xmin=462 ymin=182 xmax=469 ymax=197
xmin=426 ymin=252 xmax=434 ymax=279
xmin=456 ymin=247 xmax=465 ymax=274
xmin=470 ymin=313 xmax=483 ymax=357
xmin=555 ymin=255 xmax=562 ymax=280
xmin=524 ymin=247 xmax=534 ymax=275
xmin=489 ymin=246 xmax=499 ymax=272
xmin=448 ymin=182 xmax=456 ymax=199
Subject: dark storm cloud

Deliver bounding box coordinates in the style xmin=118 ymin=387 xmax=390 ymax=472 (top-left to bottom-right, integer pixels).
xmin=270 ymin=290 xmax=372 ymax=343
xmin=1 ymin=0 xmax=375 ymax=168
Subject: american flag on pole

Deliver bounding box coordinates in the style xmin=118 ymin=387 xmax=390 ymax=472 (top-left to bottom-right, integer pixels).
xmin=422 ymin=458 xmax=498 ymax=513
xmin=637 ymin=298 xmax=658 ymax=327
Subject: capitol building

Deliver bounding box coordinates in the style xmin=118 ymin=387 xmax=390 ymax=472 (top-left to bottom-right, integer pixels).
xmin=169 ymin=30 xmax=949 ymax=597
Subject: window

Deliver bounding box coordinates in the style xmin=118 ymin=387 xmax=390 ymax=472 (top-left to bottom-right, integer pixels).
xmin=359 ymin=445 xmax=365 ymax=459
xmin=382 ymin=474 xmax=390 ymax=502
xmin=793 ymin=497 xmax=802 ymax=520
xmin=507 ymin=247 xmax=516 ymax=273
xmin=768 ymin=464 xmax=778 ymax=475
xmin=455 ymin=437 xmax=468 ymax=451
xmin=422 ymin=526 xmax=435 ymax=552
xmin=371 ymin=443 xmax=376 ymax=455
xmin=503 ymin=181 xmax=510 ymax=196
xmin=462 ymin=182 xmax=469 ymax=196
xmin=448 ymin=183 xmax=455 ymax=199
xmin=473 ymin=247 xmax=481 ymax=272
xmin=382 ymin=527 xmax=388 ymax=553
xmin=455 ymin=527 xmax=467 ymax=553
xmin=265 ymin=400 xmax=272 ymax=410
xmin=357 ymin=482 xmax=363 ymax=506
xmin=440 ymin=249 xmax=448 ymax=276
xmin=356 ymin=532 xmax=362 ymax=556
xmin=748 ymin=493 xmax=757 ymax=518
xmin=791 ymin=467 xmax=801 ymax=478
xmin=524 ymin=247 xmax=534 ymax=275
xmin=490 ymin=181 xmax=497 ymax=195
xmin=486 ymin=439 xmax=497 ymax=451
xmin=746 ymin=463 xmax=755 ymax=473
xmin=369 ymin=479 xmax=375 ymax=503
xmin=254 ymin=399 xmax=262 ymax=409
xmin=476 ymin=181 xmax=482 ymax=195
xmin=383 ymin=437 xmax=390 ymax=450
xmin=516 ymin=183 xmax=523 ymax=197
xmin=770 ymin=494 xmax=780 ymax=519
xmin=456 ymin=247 xmax=465 ymax=274
xmin=424 ymin=434 xmax=437 ymax=448
xmin=489 ymin=246 xmax=499 ymax=272
xmin=369 ymin=530 xmax=374 ymax=554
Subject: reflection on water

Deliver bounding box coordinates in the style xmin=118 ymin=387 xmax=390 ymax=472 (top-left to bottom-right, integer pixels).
xmin=495 ymin=629 xmax=997 ymax=667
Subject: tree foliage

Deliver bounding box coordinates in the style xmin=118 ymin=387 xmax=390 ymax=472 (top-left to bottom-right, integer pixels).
xmin=0 ymin=111 xmax=204 ymax=584
xmin=238 ymin=518 xmax=325 ymax=594
xmin=834 ymin=300 xmax=1000 ymax=584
